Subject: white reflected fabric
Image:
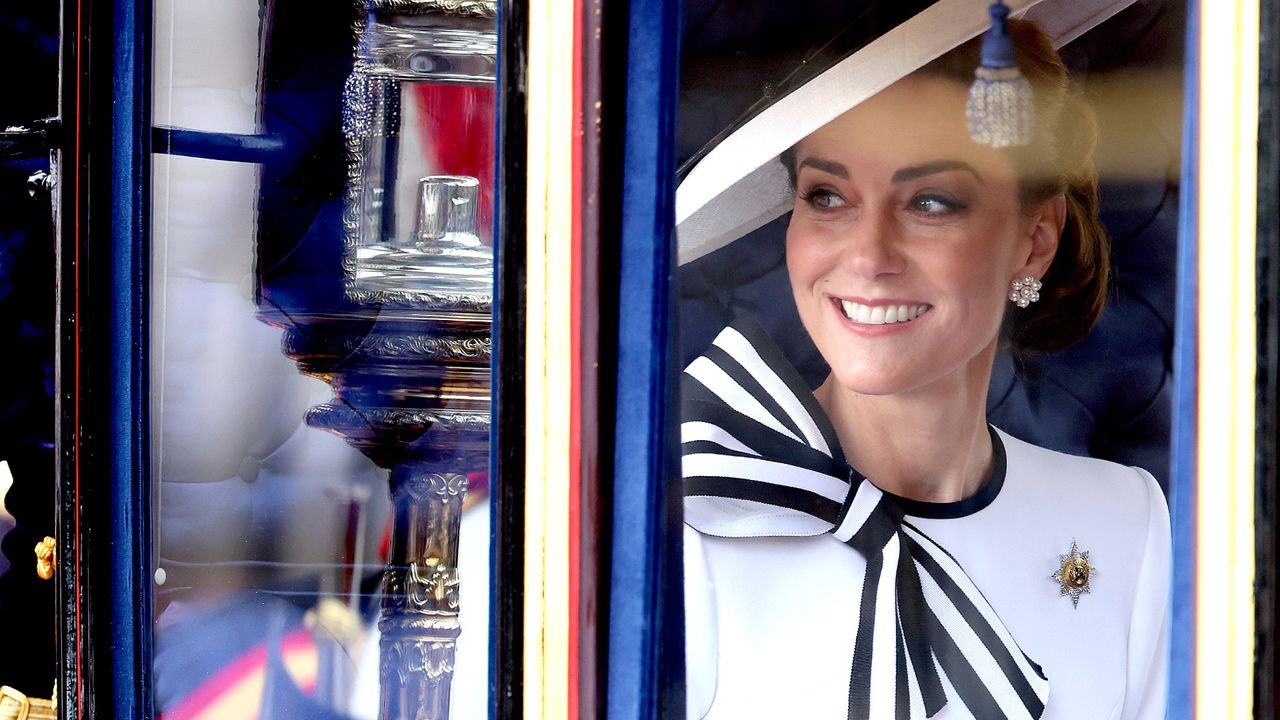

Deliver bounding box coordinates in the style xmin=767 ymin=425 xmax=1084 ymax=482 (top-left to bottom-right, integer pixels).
xmin=153 ymin=0 xmax=264 ymax=133
xmin=0 ymin=462 xmax=15 ymax=578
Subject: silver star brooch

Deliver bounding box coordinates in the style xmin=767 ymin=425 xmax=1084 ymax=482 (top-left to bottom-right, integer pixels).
xmin=1049 ymin=539 xmax=1097 ymax=609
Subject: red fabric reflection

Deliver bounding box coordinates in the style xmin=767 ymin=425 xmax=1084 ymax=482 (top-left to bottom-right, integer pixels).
xmin=409 ymin=84 xmax=496 ymax=245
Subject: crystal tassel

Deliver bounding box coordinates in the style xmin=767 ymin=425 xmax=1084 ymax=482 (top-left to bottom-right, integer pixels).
xmin=967 ymin=1 xmax=1034 ymax=147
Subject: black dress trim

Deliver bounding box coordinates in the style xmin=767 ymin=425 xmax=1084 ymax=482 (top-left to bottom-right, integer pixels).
xmin=879 ymin=426 xmax=1007 ymax=520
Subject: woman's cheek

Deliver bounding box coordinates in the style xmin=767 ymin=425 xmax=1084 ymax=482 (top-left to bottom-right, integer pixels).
xmin=787 ymin=228 xmax=838 ymax=276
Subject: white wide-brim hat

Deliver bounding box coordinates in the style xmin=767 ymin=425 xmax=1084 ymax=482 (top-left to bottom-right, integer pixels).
xmin=675 ymin=0 xmax=1138 ymax=266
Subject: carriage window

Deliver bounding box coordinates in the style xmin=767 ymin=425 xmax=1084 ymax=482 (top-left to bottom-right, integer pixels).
xmin=674 ymin=3 xmax=1188 ymax=717
xmin=149 ymin=1 xmax=498 ymax=716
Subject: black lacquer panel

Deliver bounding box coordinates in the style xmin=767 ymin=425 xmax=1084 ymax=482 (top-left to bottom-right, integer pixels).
xmin=492 ymin=0 xmax=528 ymax=715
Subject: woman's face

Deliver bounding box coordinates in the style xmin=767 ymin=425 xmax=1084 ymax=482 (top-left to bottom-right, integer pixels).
xmin=786 ymin=74 xmax=1060 ymax=398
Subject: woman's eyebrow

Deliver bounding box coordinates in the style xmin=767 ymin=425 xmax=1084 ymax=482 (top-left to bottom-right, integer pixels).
xmin=891 ymin=160 xmax=981 ymax=183
xmin=796 ymin=156 xmax=849 ymax=179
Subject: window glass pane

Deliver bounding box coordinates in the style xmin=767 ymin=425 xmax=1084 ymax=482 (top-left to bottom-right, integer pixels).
xmin=149 ymin=2 xmax=497 ymax=717
xmin=675 ymin=3 xmax=1185 ymax=717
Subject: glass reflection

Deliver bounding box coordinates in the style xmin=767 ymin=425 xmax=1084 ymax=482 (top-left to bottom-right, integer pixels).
xmin=343 ymin=8 xmax=497 ymax=299
xmin=150 ymin=0 xmax=496 ymax=717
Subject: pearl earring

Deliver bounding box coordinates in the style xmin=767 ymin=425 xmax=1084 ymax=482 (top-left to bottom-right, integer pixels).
xmin=1009 ymin=276 xmax=1042 ymax=308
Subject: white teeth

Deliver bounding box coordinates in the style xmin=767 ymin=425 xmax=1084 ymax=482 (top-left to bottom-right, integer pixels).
xmin=839 ymin=300 xmax=930 ymax=325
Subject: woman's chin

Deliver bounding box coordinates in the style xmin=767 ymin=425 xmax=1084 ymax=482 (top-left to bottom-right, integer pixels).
xmin=824 ymin=365 xmax=920 ymax=398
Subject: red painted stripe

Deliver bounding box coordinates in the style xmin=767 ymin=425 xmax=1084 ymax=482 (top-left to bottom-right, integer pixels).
xmin=568 ymin=0 xmax=586 ymax=714
xmin=409 ymin=84 xmax=498 ymax=245
xmin=576 ymin=0 xmax=605 ymax=712
xmin=160 ymin=629 xmax=315 ymax=720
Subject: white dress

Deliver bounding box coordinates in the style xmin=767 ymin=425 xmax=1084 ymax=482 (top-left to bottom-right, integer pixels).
xmin=684 ymin=428 xmax=1170 ymax=719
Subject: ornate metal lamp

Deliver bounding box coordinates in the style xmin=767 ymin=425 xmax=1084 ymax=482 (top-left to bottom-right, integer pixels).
xmin=272 ymin=1 xmax=497 ymax=717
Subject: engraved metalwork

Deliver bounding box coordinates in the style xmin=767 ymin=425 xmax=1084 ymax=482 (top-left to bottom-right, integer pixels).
xmin=378 ymin=636 xmax=458 ymax=717
xmin=366 ymin=0 xmax=497 ymax=19
xmin=343 ymin=286 xmax=492 ymax=313
xmin=404 ymin=472 xmax=470 ymax=501
xmin=359 ymin=26 xmax=496 ymax=83
xmin=281 ymin=328 xmax=490 ymax=364
xmin=407 ymin=561 xmax=461 ymax=610
xmin=382 ymin=643 xmax=404 ymax=684
xmin=306 ymin=406 xmax=490 ymax=434
xmin=341 ymin=1 xmax=497 ymax=310
xmin=377 ymin=462 xmax=470 ymax=719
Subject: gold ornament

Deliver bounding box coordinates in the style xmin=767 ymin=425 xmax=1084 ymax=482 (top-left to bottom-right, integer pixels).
xmin=0 ymin=686 xmax=56 ymax=720
xmin=1050 ymin=539 xmax=1096 ymax=608
xmin=34 ymin=537 xmax=55 ymax=581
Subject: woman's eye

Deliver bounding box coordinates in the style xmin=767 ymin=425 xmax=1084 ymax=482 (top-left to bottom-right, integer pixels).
xmin=800 ymin=188 xmax=846 ymax=210
xmin=909 ymin=194 xmax=965 ymax=215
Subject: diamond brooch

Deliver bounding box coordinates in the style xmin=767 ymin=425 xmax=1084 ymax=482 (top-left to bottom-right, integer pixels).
xmin=1050 ymin=539 xmax=1096 ymax=608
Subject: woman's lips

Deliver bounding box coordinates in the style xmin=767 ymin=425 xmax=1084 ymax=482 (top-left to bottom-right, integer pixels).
xmin=835 ymin=298 xmax=932 ymax=326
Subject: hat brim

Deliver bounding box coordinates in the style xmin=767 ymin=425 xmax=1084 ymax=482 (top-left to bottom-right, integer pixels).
xmin=675 ymin=0 xmax=1137 ymax=266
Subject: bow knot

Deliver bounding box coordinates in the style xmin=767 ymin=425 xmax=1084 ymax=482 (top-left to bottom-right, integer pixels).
xmin=839 ymin=480 xmax=902 ymax=554
xmin=682 ymin=318 xmax=1049 ymax=719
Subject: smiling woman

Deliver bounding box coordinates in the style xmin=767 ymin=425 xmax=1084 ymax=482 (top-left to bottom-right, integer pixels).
xmin=677 ymin=3 xmax=1170 ymax=719
xmin=787 ymin=76 xmax=1048 ymax=384
xmin=784 ymin=73 xmax=1056 ymax=501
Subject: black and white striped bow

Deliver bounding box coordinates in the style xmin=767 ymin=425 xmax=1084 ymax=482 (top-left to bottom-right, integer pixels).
xmin=681 ymin=318 xmax=1050 ymax=719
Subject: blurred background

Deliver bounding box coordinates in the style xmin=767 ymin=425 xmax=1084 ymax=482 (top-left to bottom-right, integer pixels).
xmin=0 ymin=2 xmax=60 ymax=699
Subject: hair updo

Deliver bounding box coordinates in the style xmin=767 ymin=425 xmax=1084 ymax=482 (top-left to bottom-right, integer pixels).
xmin=781 ymin=19 xmax=1109 ymax=354
xmin=920 ymin=19 xmax=1109 ymax=354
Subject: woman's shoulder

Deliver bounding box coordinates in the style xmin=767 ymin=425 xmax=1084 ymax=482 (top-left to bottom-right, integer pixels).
xmin=996 ymin=427 xmax=1165 ymax=506
xmin=992 ymin=427 xmax=1170 ymax=558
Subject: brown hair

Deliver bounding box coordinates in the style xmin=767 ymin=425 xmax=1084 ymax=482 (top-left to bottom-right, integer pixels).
xmin=923 ymin=19 xmax=1108 ymax=354
xmin=782 ymin=19 xmax=1109 ymax=354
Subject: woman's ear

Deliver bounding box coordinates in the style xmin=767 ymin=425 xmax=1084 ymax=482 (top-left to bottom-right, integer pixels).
xmin=1018 ymin=193 xmax=1066 ymax=279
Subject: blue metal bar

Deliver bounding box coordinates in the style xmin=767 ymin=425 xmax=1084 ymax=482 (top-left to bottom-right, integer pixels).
xmin=151 ymin=126 xmax=285 ymax=163
xmin=605 ymin=0 xmax=683 ymax=715
xmin=1167 ymin=1 xmax=1200 ymax=716
xmin=110 ymin=0 xmax=154 ymax=715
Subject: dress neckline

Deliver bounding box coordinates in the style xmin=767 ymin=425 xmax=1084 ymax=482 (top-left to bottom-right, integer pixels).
xmin=865 ymin=425 xmax=1007 ymax=520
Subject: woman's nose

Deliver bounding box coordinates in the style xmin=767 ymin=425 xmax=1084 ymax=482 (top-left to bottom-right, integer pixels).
xmin=840 ymin=206 xmax=905 ymax=278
